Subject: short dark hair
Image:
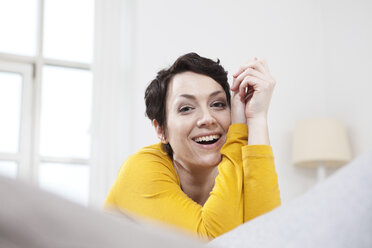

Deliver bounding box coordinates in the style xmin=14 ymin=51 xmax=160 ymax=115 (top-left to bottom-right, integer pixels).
xmin=144 ymin=52 xmax=230 ymax=157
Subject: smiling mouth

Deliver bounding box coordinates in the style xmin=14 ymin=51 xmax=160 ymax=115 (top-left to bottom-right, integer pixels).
xmin=193 ymin=134 xmax=221 ymax=145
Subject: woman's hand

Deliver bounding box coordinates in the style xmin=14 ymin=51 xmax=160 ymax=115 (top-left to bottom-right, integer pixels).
xmin=231 ymin=58 xmax=276 ymax=121
xmin=230 ymin=89 xmax=247 ymax=124
xmin=231 ymin=58 xmax=276 ymax=145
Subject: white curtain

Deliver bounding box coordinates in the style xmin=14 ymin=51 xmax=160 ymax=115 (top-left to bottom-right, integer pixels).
xmin=90 ymin=0 xmax=137 ymax=207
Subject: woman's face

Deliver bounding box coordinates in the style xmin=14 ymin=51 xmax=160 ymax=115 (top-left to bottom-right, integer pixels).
xmin=163 ymin=71 xmax=231 ymax=170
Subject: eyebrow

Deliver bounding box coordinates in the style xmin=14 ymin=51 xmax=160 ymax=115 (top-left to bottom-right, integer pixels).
xmin=178 ymin=90 xmax=224 ymax=100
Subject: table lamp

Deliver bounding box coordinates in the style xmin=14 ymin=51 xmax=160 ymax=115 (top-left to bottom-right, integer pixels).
xmin=292 ymin=118 xmax=352 ymax=181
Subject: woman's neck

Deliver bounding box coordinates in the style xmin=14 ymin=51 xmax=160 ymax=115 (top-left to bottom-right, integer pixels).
xmin=172 ymin=160 xmax=219 ymax=206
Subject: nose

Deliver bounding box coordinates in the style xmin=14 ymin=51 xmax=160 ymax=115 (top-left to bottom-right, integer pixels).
xmin=196 ymin=108 xmax=216 ymax=127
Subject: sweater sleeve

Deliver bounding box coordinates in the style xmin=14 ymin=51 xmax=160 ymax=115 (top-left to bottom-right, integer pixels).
xmin=104 ymin=124 xmax=247 ymax=239
xmin=242 ymin=145 xmax=281 ymax=222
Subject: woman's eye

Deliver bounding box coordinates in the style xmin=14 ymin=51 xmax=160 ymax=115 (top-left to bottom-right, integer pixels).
xmin=212 ymin=102 xmax=227 ymax=109
xmin=179 ymin=106 xmax=193 ymax=113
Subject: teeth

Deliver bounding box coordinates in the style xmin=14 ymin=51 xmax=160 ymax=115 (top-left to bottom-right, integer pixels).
xmin=194 ymin=135 xmax=220 ymax=143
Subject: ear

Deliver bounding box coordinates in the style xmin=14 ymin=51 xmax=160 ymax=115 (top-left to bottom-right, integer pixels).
xmin=153 ymin=119 xmax=168 ymax=144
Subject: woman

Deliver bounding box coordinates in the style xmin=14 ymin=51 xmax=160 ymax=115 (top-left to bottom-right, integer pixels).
xmin=105 ymin=53 xmax=281 ymax=239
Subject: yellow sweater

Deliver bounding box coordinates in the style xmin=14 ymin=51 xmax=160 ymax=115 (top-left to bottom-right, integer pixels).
xmin=105 ymin=123 xmax=281 ymax=239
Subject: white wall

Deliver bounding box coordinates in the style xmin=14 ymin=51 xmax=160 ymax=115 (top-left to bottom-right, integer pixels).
xmin=116 ymin=0 xmax=372 ymax=203
xmin=322 ymin=0 xmax=372 ymax=156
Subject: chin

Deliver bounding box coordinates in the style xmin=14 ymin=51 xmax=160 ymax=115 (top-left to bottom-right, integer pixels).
xmin=200 ymin=154 xmax=222 ymax=168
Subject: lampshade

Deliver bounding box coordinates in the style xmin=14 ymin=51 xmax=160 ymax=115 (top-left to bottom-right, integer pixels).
xmin=292 ymin=118 xmax=352 ymax=168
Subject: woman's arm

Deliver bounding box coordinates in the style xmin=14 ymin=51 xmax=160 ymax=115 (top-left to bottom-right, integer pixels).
xmin=105 ymin=124 xmax=247 ymax=240
xmin=231 ymin=58 xmax=281 ymax=221
xmin=242 ymin=145 xmax=281 ymax=222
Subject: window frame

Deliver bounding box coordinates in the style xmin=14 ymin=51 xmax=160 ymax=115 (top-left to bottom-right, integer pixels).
xmin=1 ymin=0 xmax=137 ymax=207
xmin=0 ymin=61 xmax=33 ymax=180
xmin=0 ymin=0 xmax=93 ymax=203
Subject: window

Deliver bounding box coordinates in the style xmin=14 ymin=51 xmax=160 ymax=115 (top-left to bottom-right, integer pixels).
xmin=0 ymin=0 xmax=95 ymax=206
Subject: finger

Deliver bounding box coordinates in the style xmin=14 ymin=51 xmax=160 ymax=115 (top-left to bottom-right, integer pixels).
xmin=231 ymin=65 xmax=267 ymax=91
xmin=233 ymin=57 xmax=259 ymax=78
xmin=259 ymin=58 xmax=270 ymax=73
xmin=245 ymin=87 xmax=255 ymax=102
xmin=238 ymin=76 xmax=261 ymax=99
xmin=232 ymin=90 xmax=242 ymax=102
xmin=232 ymin=76 xmax=237 ymax=92
xmin=233 ymin=60 xmax=266 ymax=81
xmin=232 ymin=90 xmax=239 ymax=97
xmin=236 ymin=67 xmax=266 ymax=84
xmin=252 ymin=60 xmax=266 ymax=74
xmin=233 ymin=61 xmax=255 ymax=78
xmin=239 ymin=76 xmax=270 ymax=101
